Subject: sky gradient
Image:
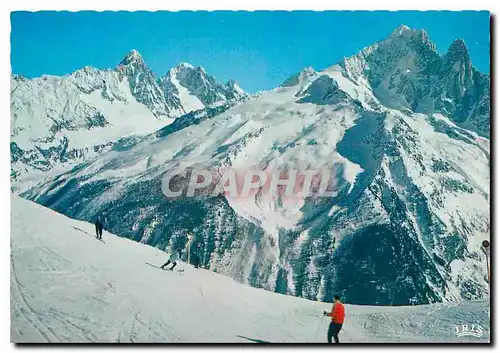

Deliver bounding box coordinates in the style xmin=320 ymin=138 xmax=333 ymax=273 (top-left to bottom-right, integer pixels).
xmin=11 ymin=11 xmax=490 ymax=93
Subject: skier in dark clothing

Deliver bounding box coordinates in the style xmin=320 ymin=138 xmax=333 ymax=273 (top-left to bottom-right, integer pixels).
xmin=323 ymin=294 xmax=345 ymax=343
xmin=160 ymin=249 xmax=181 ymax=271
xmin=192 ymin=242 xmax=203 ymax=268
xmin=94 ymin=213 xmax=104 ymax=240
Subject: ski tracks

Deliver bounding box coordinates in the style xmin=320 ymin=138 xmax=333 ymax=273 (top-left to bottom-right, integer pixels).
xmin=10 ymin=253 xmax=60 ymax=342
xmin=48 ymin=309 xmax=99 ymax=342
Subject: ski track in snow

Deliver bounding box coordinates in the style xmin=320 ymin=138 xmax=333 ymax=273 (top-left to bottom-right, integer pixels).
xmin=10 ymin=196 xmax=490 ymax=343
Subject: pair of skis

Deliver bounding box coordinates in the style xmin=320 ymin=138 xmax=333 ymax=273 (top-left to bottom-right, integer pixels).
xmin=161 ymin=267 xmax=184 ymax=273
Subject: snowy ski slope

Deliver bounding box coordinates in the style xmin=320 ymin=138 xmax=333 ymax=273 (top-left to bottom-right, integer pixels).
xmin=10 ymin=196 xmax=490 ymax=343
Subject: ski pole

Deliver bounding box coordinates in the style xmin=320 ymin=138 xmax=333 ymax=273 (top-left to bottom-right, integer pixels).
xmin=482 ymin=240 xmax=490 ymax=293
xmin=313 ymin=299 xmax=325 ymax=343
xmin=186 ymin=234 xmax=193 ymax=265
xmin=313 ymin=314 xmax=324 ymax=343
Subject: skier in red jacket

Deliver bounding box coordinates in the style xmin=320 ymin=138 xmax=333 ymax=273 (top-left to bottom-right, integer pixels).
xmin=323 ymin=294 xmax=345 ymax=343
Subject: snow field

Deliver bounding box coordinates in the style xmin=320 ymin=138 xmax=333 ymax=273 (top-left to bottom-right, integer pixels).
xmin=10 ymin=196 xmax=490 ymax=343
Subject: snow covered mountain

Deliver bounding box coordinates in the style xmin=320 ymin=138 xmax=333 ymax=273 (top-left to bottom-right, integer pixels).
xmin=11 ymin=50 xmax=246 ymax=191
xmin=22 ymin=26 xmax=490 ymax=306
xmin=158 ymin=62 xmax=246 ymax=113
xmin=11 ymin=196 xmax=490 ymax=343
xmin=341 ymin=25 xmax=490 ymax=137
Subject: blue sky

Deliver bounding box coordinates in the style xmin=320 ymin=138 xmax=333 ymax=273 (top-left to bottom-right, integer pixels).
xmin=11 ymin=11 xmax=490 ymax=93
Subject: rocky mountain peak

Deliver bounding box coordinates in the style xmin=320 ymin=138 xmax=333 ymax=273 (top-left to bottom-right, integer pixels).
xmin=389 ymin=24 xmax=412 ymax=37
xmin=176 ymin=62 xmax=195 ymax=70
xmin=171 ymin=63 xmax=210 ymax=84
xmin=225 ymin=79 xmax=245 ymax=95
xmin=115 ymin=49 xmax=170 ymax=117
xmin=383 ymin=24 xmax=436 ymax=52
xmin=159 ymin=61 xmax=246 ymax=109
xmin=337 ymin=25 xmax=489 ymax=137
xmin=280 ymin=67 xmax=317 ymax=87
xmin=445 ymin=39 xmax=471 ymax=65
xmin=118 ymin=49 xmax=145 ymax=67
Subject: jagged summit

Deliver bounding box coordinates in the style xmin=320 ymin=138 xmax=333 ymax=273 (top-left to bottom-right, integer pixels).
xmin=388 ymin=24 xmax=421 ymax=38
xmin=448 ymin=38 xmax=467 ymax=50
xmin=118 ymin=49 xmax=144 ymax=66
xmin=225 ymin=79 xmax=245 ymax=95
xmin=384 ymin=25 xmax=435 ymax=51
xmin=176 ymin=62 xmax=195 ymax=70
xmin=445 ymin=38 xmax=470 ymax=61
xmin=169 ymin=62 xmax=200 ymax=76
xmin=390 ymin=24 xmax=412 ymax=36
xmin=337 ymin=25 xmax=488 ymax=136
xmin=170 ymin=62 xmax=208 ymax=78
xmin=280 ymin=66 xmax=317 ymax=87
xmin=159 ymin=61 xmax=246 ymax=110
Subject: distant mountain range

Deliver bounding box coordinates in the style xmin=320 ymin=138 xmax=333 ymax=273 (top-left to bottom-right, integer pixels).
xmin=11 ymin=50 xmax=246 ymax=191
